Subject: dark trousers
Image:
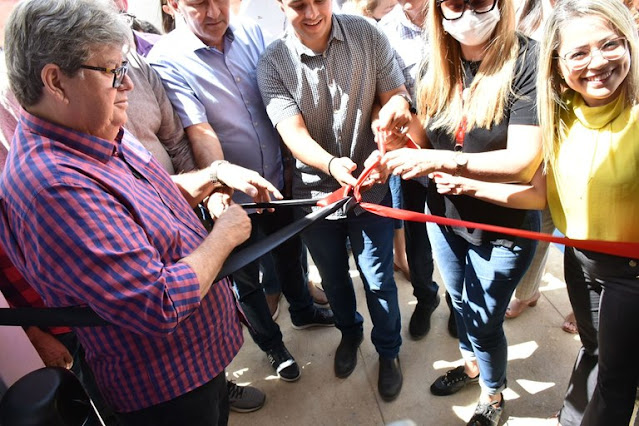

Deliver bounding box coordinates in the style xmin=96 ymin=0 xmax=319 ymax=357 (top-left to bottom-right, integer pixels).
xmin=57 ymin=332 xmax=119 ymax=425
xmin=560 ymin=247 xmax=639 ymax=426
xmin=401 ymin=179 xmax=439 ymax=305
xmin=117 ymin=371 xmax=228 ymax=426
xmin=232 ymin=208 xmax=313 ymax=352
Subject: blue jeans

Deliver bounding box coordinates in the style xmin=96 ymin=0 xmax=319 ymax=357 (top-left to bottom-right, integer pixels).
xmin=300 ymin=205 xmax=402 ymax=359
xmin=427 ymin=210 xmax=539 ymax=394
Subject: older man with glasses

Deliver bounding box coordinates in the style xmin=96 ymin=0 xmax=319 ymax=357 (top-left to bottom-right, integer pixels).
xmin=0 ymin=0 xmax=280 ymax=424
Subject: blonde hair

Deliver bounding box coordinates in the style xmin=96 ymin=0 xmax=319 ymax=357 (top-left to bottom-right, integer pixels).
xmin=342 ymin=0 xmax=380 ymax=18
xmin=537 ymin=0 xmax=639 ymax=167
xmin=416 ymin=0 xmax=521 ymax=134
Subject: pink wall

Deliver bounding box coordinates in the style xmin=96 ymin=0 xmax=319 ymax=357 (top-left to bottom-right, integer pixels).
xmin=0 ymin=290 xmax=45 ymax=389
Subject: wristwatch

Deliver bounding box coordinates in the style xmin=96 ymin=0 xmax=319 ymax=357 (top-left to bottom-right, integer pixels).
xmin=395 ymin=93 xmax=417 ymax=114
xmin=209 ymin=160 xmax=229 ymax=184
xmin=453 ymin=151 xmax=468 ymax=176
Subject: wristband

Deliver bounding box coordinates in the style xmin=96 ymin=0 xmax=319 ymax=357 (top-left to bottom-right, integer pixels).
xmin=327 ymin=156 xmax=337 ymax=177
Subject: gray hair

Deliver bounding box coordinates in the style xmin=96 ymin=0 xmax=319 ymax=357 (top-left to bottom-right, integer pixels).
xmin=4 ymin=0 xmax=131 ymax=107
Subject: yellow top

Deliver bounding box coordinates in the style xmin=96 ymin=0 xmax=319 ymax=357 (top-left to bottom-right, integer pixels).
xmin=547 ymin=92 xmax=639 ymax=242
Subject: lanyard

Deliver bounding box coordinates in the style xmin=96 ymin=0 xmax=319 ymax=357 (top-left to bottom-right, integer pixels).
xmin=454 ymin=83 xmax=471 ymax=151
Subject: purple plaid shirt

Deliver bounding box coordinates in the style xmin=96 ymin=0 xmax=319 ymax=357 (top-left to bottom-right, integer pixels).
xmin=0 ymin=111 xmax=243 ymax=412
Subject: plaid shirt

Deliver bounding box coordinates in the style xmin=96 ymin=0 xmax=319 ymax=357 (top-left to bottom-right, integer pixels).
xmin=257 ymin=14 xmax=405 ymax=217
xmin=0 ymin=244 xmax=71 ymax=335
xmin=0 ymin=112 xmax=243 ymax=412
xmin=378 ymin=5 xmax=426 ymax=99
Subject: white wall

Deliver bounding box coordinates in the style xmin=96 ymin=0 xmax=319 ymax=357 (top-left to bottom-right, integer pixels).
xmin=129 ymin=0 xmax=163 ymax=33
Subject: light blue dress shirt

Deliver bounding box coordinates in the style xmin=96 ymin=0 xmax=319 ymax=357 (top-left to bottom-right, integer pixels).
xmin=148 ymin=18 xmax=283 ymax=204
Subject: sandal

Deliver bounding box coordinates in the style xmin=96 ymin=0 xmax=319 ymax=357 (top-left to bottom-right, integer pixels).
xmin=561 ymin=312 xmax=578 ymax=334
xmin=505 ymin=291 xmax=540 ymax=319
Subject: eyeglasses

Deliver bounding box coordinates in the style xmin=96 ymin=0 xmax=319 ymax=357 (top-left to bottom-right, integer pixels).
xmin=558 ymin=37 xmax=628 ymax=71
xmin=436 ymin=0 xmax=496 ymax=20
xmin=79 ymin=61 xmax=129 ymax=88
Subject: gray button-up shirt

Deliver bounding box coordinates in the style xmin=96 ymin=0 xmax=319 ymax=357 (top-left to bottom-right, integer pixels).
xmin=257 ymin=14 xmax=405 ymax=217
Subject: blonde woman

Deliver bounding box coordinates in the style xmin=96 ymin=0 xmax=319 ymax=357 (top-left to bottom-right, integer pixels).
xmin=381 ymin=0 xmax=542 ymax=424
xmin=430 ymin=1 xmax=639 ymax=424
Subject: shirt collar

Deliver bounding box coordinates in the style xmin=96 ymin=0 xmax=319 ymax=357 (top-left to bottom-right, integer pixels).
xmin=288 ymin=14 xmax=344 ymax=58
xmin=19 ymin=110 xmax=121 ymax=164
xmin=570 ymin=90 xmax=626 ymax=130
xmin=177 ymin=23 xmax=236 ymax=54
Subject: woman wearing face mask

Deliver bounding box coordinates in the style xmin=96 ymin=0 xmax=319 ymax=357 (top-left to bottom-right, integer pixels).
xmin=381 ymin=0 xmax=542 ymax=424
xmin=429 ymin=1 xmax=639 ymax=424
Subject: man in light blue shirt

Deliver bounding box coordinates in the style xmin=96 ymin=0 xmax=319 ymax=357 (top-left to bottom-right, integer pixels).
xmin=148 ymin=0 xmax=335 ymax=383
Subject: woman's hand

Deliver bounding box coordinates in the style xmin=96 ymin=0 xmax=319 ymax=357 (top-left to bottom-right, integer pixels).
xmin=430 ymin=172 xmax=470 ymax=195
xmin=382 ymin=148 xmax=449 ymax=180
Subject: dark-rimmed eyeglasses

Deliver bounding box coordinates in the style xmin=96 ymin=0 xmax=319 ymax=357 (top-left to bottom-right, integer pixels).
xmin=79 ymin=61 xmax=129 ymax=88
xmin=436 ymin=0 xmax=497 ymax=20
xmin=558 ymin=37 xmax=628 ymax=71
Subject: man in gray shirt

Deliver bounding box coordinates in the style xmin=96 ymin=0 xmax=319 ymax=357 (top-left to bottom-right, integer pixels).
xmin=258 ymin=0 xmax=415 ymax=402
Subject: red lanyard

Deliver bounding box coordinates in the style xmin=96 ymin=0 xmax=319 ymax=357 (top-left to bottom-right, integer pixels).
xmin=454 ymin=83 xmax=471 ymax=151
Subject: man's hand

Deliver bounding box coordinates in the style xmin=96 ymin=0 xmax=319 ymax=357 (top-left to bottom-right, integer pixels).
xmin=26 ymin=327 xmax=73 ymax=369
xmin=328 ymin=156 xmax=358 ymax=188
xmin=375 ymin=94 xmax=413 ymax=142
xmin=206 ymin=186 xmax=233 ymax=220
xmin=216 ymin=162 xmax=283 ymax=202
xmin=360 ymin=150 xmax=388 ymax=189
xmin=213 ymin=204 xmax=252 ymax=248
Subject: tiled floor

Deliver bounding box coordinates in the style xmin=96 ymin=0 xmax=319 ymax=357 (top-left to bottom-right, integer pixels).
xmin=226 ymin=245 xmax=637 ymax=425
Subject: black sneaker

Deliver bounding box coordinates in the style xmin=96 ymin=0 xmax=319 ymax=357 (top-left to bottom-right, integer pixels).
xmin=430 ymin=366 xmax=479 ymax=396
xmin=266 ymin=344 xmax=300 ymax=382
xmin=409 ymin=294 xmax=440 ymax=340
xmin=227 ymin=381 xmax=266 ymax=413
xmin=467 ymin=397 xmax=504 ymax=426
xmin=291 ymin=306 xmax=335 ymax=330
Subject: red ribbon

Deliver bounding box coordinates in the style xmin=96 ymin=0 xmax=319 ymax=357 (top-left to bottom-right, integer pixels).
xmin=316 ymin=136 xmax=639 ymax=259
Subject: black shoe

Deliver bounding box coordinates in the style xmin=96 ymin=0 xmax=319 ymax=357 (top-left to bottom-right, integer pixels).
xmin=445 ymin=292 xmax=458 ymax=338
xmin=334 ymin=332 xmax=363 ymax=378
xmin=430 ymin=366 xmax=479 ymax=396
xmin=409 ymin=294 xmax=440 ymax=340
xmin=266 ymin=344 xmax=300 ymax=382
xmin=227 ymin=381 xmax=266 ymax=413
xmin=291 ymin=306 xmax=335 ymax=330
xmin=378 ymin=356 xmax=403 ymax=402
xmin=467 ymin=396 xmax=504 ymax=426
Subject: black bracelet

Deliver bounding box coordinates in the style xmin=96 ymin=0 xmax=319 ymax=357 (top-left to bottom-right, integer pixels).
xmin=327 ymin=156 xmax=337 ymax=177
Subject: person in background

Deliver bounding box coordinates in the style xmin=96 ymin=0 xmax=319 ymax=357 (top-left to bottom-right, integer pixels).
xmin=506 ymin=0 xmax=583 ymax=338
xmin=342 ymin=0 xmax=398 ymax=20
xmin=381 ymin=0 xmax=542 ymax=423
xmin=379 ymin=0 xmax=452 ymax=341
xmin=148 ymin=0 xmax=335 ymax=384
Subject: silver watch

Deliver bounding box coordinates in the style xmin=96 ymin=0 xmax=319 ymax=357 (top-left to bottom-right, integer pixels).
xmin=209 ymin=160 xmax=229 ymax=184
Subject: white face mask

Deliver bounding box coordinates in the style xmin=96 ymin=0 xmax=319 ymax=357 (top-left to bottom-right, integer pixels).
xmin=442 ymin=5 xmax=501 ymax=47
